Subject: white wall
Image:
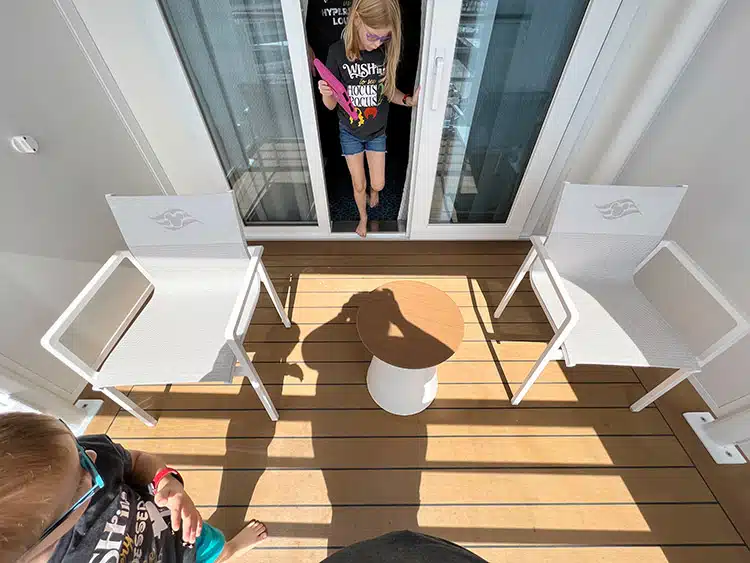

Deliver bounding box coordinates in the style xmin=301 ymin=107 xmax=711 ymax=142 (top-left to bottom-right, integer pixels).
xmin=69 ymin=0 xmax=228 ymax=195
xmin=523 ymin=0 xmax=683 ymax=234
xmin=617 ymin=0 xmax=750 ymax=414
xmin=0 ymin=2 xmax=164 ymax=406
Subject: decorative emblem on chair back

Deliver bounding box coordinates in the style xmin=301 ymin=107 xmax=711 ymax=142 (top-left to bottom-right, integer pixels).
xmin=595 ymin=199 xmax=641 ymax=220
xmin=549 ymin=183 xmax=687 ymax=238
xmin=150 ymin=209 xmax=202 ymax=231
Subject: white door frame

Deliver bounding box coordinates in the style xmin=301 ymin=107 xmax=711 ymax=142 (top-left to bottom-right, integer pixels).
xmin=408 ymin=0 xmax=625 ymax=240
xmin=61 ymin=0 xmax=644 ymax=241
xmin=255 ymin=0 xmax=331 ymax=238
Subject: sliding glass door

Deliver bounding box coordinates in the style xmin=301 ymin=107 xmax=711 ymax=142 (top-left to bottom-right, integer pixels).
xmin=410 ymin=0 xmax=620 ymax=239
xmin=155 ymin=0 xmax=621 ymax=239
xmin=159 ymin=0 xmax=328 ymax=229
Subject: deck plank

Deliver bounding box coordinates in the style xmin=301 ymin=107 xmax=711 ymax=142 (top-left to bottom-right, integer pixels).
xmin=262 ymin=254 xmax=528 ymax=267
xmin=202 ymin=504 xmax=741 ymax=548
xmin=273 ymin=276 xmax=532 ymax=293
xmin=245 ymin=361 xmax=639 ymax=384
xmin=265 ymin=265 xmax=524 ymax=278
xmin=245 ymin=340 xmax=553 ymax=362
xmin=249 ymin=547 xmax=750 ymax=563
xmin=114 ymin=435 xmax=691 ymax=469
xmin=260 ymin=241 xmax=531 ymax=255
xmin=124 ymin=382 xmax=649 ymax=410
xmin=247 ymin=322 xmax=554 ymax=342
xmin=182 ymin=467 xmax=713 ymax=507
xmin=258 ymin=289 xmax=539 ymax=309
xmin=253 ymin=304 xmax=548 ymax=325
xmin=108 ymin=407 xmax=669 ymax=439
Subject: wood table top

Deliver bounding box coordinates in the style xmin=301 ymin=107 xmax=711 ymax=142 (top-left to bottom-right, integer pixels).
xmin=356 ymin=281 xmax=464 ymax=370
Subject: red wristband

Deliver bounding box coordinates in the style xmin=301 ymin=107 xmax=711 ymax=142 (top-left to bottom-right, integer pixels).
xmin=150 ymin=466 xmax=183 ymax=494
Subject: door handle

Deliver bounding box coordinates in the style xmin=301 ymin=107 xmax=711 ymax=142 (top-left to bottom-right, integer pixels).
xmin=431 ymin=56 xmax=445 ymax=111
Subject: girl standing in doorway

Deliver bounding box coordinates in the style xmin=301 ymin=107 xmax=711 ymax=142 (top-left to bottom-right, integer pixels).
xmin=318 ymin=0 xmax=420 ymax=238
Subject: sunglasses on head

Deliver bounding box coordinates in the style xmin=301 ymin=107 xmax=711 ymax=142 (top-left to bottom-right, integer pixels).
xmin=366 ymin=31 xmax=392 ymax=43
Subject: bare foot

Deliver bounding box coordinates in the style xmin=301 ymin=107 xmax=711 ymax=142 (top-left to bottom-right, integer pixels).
xmin=355 ymin=219 xmax=367 ymax=238
xmin=369 ymin=189 xmax=380 ymax=208
xmin=217 ymin=520 xmax=268 ymax=562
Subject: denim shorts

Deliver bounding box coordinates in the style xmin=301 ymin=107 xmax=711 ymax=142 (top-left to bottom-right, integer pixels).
xmin=339 ymin=127 xmax=386 ymax=156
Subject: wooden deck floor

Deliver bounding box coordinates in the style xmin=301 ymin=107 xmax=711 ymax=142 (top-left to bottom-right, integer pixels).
xmin=88 ymin=242 xmax=750 ymax=562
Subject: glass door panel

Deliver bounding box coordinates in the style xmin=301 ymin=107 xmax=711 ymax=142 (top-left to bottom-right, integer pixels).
xmin=159 ymin=0 xmax=319 ymax=225
xmin=430 ymin=0 xmax=589 ymax=224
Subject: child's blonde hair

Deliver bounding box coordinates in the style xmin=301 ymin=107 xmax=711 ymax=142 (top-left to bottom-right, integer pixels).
xmin=343 ymin=0 xmax=402 ymax=101
xmin=0 ymin=412 xmax=74 ymax=562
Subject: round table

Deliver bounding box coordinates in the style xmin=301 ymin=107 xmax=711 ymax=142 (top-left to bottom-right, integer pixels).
xmin=357 ymin=281 xmax=464 ymax=415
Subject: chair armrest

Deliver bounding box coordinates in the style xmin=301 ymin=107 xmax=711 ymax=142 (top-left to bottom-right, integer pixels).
xmin=225 ymin=247 xmax=263 ymax=342
xmin=530 ymin=236 xmax=580 ymax=332
xmin=40 ymin=251 xmax=139 ymax=383
xmin=636 ymin=240 xmax=750 ymax=366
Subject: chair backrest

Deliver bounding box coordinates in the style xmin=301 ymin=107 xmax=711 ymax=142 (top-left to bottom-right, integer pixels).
xmin=549 ymin=183 xmax=687 ymax=237
xmin=106 ymin=192 xmax=250 ymax=281
xmin=545 ymin=183 xmax=687 ymax=280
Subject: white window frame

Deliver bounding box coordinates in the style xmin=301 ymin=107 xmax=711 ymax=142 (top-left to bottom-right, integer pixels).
xmin=407 ymin=0 xmax=625 ymax=240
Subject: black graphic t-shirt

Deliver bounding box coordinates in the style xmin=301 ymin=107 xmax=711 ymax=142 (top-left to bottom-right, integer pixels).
xmin=306 ymin=0 xmax=352 ymax=62
xmin=326 ymin=39 xmax=388 ymax=141
xmin=50 ymin=435 xmax=192 ymax=563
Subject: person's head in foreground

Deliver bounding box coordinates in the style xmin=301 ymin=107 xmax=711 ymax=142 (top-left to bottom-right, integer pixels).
xmin=0 ymin=412 xmax=266 ymax=563
xmin=321 ymin=530 xmax=489 ymax=562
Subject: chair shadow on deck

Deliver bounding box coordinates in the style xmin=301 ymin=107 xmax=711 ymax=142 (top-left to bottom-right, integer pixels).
xmin=205 ymin=323 xmax=303 ymax=532
xmin=468 ymin=275 xmax=552 ymax=398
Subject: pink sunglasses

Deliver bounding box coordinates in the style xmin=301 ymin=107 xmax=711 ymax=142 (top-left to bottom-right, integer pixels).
xmin=366 ymin=31 xmax=392 ymax=43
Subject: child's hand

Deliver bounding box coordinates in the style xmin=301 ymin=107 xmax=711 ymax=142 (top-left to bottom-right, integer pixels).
xmin=318 ymin=80 xmax=333 ymax=97
xmin=154 ymin=476 xmax=203 ymax=545
xmin=407 ymin=86 xmax=421 ymax=107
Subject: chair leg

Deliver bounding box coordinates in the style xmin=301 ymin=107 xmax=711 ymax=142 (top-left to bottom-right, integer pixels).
xmin=257 ymin=259 xmax=291 ymax=328
xmin=239 ymin=354 xmax=279 ymax=421
xmin=494 ymin=246 xmax=537 ymax=318
xmin=630 ymin=368 xmax=696 ymax=412
xmin=511 ymin=342 xmax=559 ymax=406
xmin=99 ymin=387 xmax=157 ymax=427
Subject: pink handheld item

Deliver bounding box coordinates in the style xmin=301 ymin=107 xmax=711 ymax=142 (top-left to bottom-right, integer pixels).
xmin=314 ymin=58 xmax=359 ymax=121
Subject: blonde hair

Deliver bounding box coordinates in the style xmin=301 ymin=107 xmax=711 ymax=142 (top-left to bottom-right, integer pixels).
xmin=343 ymin=0 xmax=402 ymax=100
xmin=0 ymin=413 xmax=74 ymax=562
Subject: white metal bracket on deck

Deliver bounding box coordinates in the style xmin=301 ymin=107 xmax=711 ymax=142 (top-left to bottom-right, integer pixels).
xmin=684 ymin=412 xmax=747 ymax=465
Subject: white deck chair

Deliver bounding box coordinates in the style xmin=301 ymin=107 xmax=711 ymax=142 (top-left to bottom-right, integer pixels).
xmin=495 ymin=183 xmax=749 ymax=411
xmin=42 ymin=192 xmax=290 ymax=426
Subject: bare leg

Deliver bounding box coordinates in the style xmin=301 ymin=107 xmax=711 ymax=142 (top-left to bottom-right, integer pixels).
xmin=345 ymin=152 xmax=367 ymax=237
xmin=366 ymin=150 xmax=386 ymax=208
xmin=216 ymin=520 xmax=268 ymax=562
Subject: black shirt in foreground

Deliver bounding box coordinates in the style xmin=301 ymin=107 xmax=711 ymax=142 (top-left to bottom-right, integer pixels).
xmin=50 ymin=435 xmax=192 ymax=563
xmin=322 ymin=530 xmax=490 ymax=562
